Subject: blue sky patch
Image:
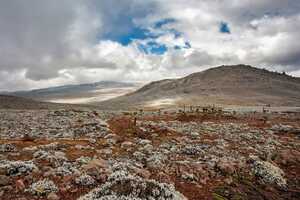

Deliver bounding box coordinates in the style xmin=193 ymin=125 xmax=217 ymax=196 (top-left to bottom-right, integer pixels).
xmin=102 ymin=18 xmax=178 ymax=46
xmin=154 ymin=18 xmax=176 ymax=29
xmin=220 ymin=22 xmax=231 ymax=34
xmin=138 ymin=41 xmax=167 ymax=55
xmin=102 ymin=16 xmax=184 ymax=55
xmin=104 ymin=26 xmax=159 ymax=46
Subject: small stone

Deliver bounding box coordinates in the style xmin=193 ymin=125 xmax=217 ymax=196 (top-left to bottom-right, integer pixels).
xmin=0 ymin=190 xmax=4 ymax=197
xmin=217 ymin=159 xmax=236 ymax=175
xmin=16 ymin=179 xmax=26 ymax=191
xmin=0 ymin=175 xmax=10 ymax=186
xmin=191 ymin=132 xmax=199 ymax=139
xmin=121 ymin=141 xmax=133 ymax=149
xmin=75 ymin=174 xmax=95 ymax=186
xmin=16 ymin=198 xmax=27 ymax=200
xmin=88 ymin=138 xmax=97 ymax=144
xmin=1 ymin=185 xmax=13 ymax=191
xmin=29 ymin=179 xmax=58 ymax=196
xmin=135 ymin=168 xmax=151 ymax=179
xmin=47 ymin=192 xmax=60 ymax=200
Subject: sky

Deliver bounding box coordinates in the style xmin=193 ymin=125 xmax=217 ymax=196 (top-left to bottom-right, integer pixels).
xmin=0 ymin=0 xmax=300 ymax=91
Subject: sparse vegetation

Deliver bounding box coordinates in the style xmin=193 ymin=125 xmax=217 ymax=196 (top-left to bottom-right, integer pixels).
xmin=0 ymin=108 xmax=299 ymax=200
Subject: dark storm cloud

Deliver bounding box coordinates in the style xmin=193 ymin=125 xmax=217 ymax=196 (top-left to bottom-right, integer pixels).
xmin=0 ymin=0 xmax=81 ymax=83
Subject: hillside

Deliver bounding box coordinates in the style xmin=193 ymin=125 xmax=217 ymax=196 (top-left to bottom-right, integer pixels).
xmin=96 ymin=65 xmax=300 ymax=109
xmin=7 ymin=81 xmax=140 ymax=104
xmin=0 ymin=95 xmax=92 ymax=110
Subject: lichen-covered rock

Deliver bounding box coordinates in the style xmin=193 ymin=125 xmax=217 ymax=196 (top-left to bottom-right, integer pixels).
xmin=33 ymin=150 xmax=68 ymax=167
xmin=0 ymin=144 xmax=16 ymax=153
xmin=29 ymin=179 xmax=58 ymax=196
xmin=75 ymin=174 xmax=95 ymax=186
xmin=77 ymin=170 xmax=187 ymax=200
xmin=0 ymin=160 xmax=38 ymax=176
xmin=0 ymin=175 xmax=11 ymax=186
xmin=76 ymin=156 xmax=93 ymax=166
xmin=133 ymin=151 xmax=146 ymax=162
xmin=47 ymin=192 xmax=60 ymax=200
xmin=54 ymin=162 xmax=80 ymax=176
xmin=75 ymin=145 xmax=95 ymax=150
xmin=249 ymin=156 xmax=287 ymax=188
xmin=180 ymin=144 xmax=208 ymax=156
xmin=146 ymin=153 xmax=166 ymax=169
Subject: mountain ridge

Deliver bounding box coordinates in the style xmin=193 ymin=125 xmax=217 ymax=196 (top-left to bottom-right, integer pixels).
xmin=4 ymin=81 xmax=140 ymax=104
xmin=96 ymin=64 xmax=300 ymax=109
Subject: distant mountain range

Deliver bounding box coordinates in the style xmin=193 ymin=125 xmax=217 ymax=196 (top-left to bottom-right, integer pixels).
xmin=96 ymin=64 xmax=300 ymax=109
xmin=0 ymin=95 xmax=81 ymax=110
xmin=2 ymin=65 xmax=300 ymax=110
xmin=5 ymin=81 xmax=141 ymax=104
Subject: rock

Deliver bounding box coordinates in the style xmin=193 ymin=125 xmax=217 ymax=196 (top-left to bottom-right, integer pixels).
xmin=16 ymin=179 xmax=26 ymax=191
xmin=55 ymin=162 xmax=80 ymax=176
xmin=75 ymin=145 xmax=94 ymax=150
xmin=0 ymin=175 xmax=10 ymax=186
xmin=190 ymin=132 xmax=199 ymax=139
xmin=138 ymin=139 xmax=152 ymax=145
xmin=0 ymin=190 xmax=4 ymax=197
xmin=271 ymin=124 xmax=300 ymax=134
xmin=47 ymin=192 xmax=60 ymax=200
xmin=89 ymin=138 xmax=97 ymax=144
xmin=216 ymin=159 xmax=236 ymax=175
xmin=83 ymin=158 xmax=108 ymax=170
xmin=77 ymin=169 xmax=187 ymax=200
xmin=146 ymin=153 xmax=166 ymax=169
xmin=249 ymin=156 xmax=287 ymax=188
xmin=75 ymin=174 xmax=95 ymax=186
xmin=1 ymin=185 xmax=13 ymax=192
xmin=0 ymin=160 xmax=38 ymax=176
xmin=82 ymin=159 xmax=109 ymax=180
xmin=76 ymin=156 xmax=92 ymax=166
xmin=121 ymin=141 xmax=134 ymax=149
xmin=16 ymin=198 xmax=27 ymax=200
xmin=133 ymin=151 xmax=146 ymax=162
xmin=181 ymin=173 xmax=198 ymax=182
xmin=33 ymin=150 xmax=68 ymax=167
xmin=180 ymin=144 xmax=207 ymax=156
xmin=0 ymin=144 xmax=16 ymax=153
xmin=29 ymin=179 xmax=58 ymax=196
xmin=140 ymin=144 xmax=153 ymax=154
xmin=97 ymin=148 xmax=112 ymax=155
xmin=276 ymin=149 xmax=300 ymax=165
xmin=135 ymin=168 xmax=151 ymax=179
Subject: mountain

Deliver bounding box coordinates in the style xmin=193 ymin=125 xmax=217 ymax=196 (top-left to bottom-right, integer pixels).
xmin=0 ymin=94 xmax=98 ymax=110
xmin=8 ymin=81 xmax=140 ymax=104
xmin=0 ymin=95 xmax=62 ymax=109
xmin=96 ymin=65 xmax=300 ymax=109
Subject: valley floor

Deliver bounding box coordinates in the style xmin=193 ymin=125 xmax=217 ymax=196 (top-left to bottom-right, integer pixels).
xmin=0 ymin=108 xmax=299 ymax=200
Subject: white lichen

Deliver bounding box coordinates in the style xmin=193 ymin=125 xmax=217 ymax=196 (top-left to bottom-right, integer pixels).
xmin=77 ymin=169 xmax=187 ymax=200
xmin=250 ymin=156 xmax=287 ymax=188
xmin=28 ymin=179 xmax=58 ymax=196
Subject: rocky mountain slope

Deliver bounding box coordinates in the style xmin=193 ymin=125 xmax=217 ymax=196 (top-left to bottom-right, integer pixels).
xmin=97 ymin=65 xmax=300 ymax=109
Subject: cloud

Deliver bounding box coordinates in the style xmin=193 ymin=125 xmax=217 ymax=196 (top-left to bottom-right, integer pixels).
xmin=0 ymin=0 xmax=299 ymax=91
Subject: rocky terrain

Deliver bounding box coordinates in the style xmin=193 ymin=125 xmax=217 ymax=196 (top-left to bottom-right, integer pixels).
xmin=0 ymin=108 xmax=299 ymax=200
xmin=97 ymin=65 xmax=300 ymax=109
